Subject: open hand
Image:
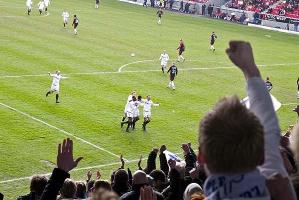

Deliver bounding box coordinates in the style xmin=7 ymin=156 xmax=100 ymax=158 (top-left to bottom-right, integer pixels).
xmin=57 ymin=138 xmax=83 ymax=173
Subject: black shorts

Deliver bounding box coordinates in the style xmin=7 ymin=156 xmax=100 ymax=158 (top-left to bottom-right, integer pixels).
xmin=179 ymin=50 xmax=184 ymax=55
xmin=158 ymin=14 xmax=162 ymax=18
xmin=170 ymin=74 xmax=175 ymax=81
xmin=210 ymin=40 xmax=215 ymax=45
xmin=74 ymin=23 xmax=78 ymax=28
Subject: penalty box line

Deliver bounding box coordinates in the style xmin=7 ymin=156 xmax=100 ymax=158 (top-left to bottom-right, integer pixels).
xmin=0 ymin=102 xmax=125 ymax=161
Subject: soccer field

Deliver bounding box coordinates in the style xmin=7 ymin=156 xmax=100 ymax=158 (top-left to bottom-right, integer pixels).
xmin=0 ymin=0 xmax=298 ymax=198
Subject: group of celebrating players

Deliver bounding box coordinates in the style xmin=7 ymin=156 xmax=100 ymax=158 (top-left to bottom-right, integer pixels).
xmin=121 ymin=92 xmax=160 ymax=132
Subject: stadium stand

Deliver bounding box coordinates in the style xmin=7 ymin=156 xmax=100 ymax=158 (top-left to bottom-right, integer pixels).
xmin=13 ymin=42 xmax=299 ymax=200
xmin=268 ymin=0 xmax=299 ymax=19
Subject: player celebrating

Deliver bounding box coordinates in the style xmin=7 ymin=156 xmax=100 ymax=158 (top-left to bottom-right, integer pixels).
xmin=122 ymin=96 xmax=138 ymax=132
xmin=297 ymin=77 xmax=299 ymax=98
xmin=37 ymin=0 xmax=45 ymax=15
xmin=62 ymin=11 xmax=70 ymax=27
xmin=177 ymin=39 xmax=185 ymax=62
xmin=167 ymin=62 xmax=178 ymax=90
xmin=26 ymin=0 xmax=33 ymax=15
xmin=210 ymin=32 xmax=217 ymax=52
xmin=121 ymin=91 xmax=137 ymax=123
xmin=265 ymin=77 xmax=273 ymax=92
xmin=44 ymin=0 xmax=50 ymax=13
xmin=159 ymin=50 xmax=169 ymax=73
xmin=132 ymin=96 xmax=142 ymax=130
xmin=72 ymin=15 xmax=79 ymax=35
xmin=157 ymin=8 xmax=164 ymax=24
xmin=95 ymin=0 xmax=100 ymax=9
xmin=141 ymin=96 xmax=159 ymax=131
xmin=46 ymin=71 xmax=63 ymax=103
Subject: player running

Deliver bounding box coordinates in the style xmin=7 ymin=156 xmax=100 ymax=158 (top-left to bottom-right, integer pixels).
xmin=210 ymin=32 xmax=217 ymax=52
xmin=26 ymin=0 xmax=33 ymax=15
xmin=159 ymin=50 xmax=169 ymax=73
xmin=62 ymin=11 xmax=70 ymax=27
xmin=45 ymin=71 xmax=65 ymax=103
xmin=141 ymin=96 xmax=159 ymax=131
xmin=177 ymin=39 xmax=185 ymax=62
xmin=72 ymin=15 xmax=79 ymax=35
xmin=167 ymin=62 xmax=178 ymax=90
xmin=265 ymin=77 xmax=273 ymax=92
xmin=297 ymin=77 xmax=299 ymax=98
xmin=157 ymin=8 xmax=164 ymax=24
xmin=95 ymin=0 xmax=100 ymax=9
xmin=37 ymin=0 xmax=45 ymax=15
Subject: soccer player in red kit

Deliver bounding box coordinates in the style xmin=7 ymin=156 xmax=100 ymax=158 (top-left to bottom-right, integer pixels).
xmin=177 ymin=39 xmax=185 ymax=62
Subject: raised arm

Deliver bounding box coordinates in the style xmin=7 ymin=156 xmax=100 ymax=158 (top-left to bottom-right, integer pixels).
xmin=226 ymin=41 xmax=296 ymax=200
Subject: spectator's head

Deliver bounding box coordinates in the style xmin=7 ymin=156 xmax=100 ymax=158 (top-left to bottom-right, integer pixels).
xmin=291 ymin=123 xmax=299 ymax=161
xmin=94 ymin=180 xmax=112 ymax=192
xmin=95 ymin=189 xmax=119 ymax=200
xmin=29 ymin=175 xmax=48 ymax=196
xmin=60 ymin=178 xmax=77 ymax=198
xmin=76 ymin=181 xmax=87 ymax=199
xmin=87 ymin=180 xmax=95 ymax=197
xmin=199 ymin=95 xmax=264 ymax=174
xmin=132 ymin=170 xmax=148 ymax=192
xmin=113 ymin=169 xmax=129 ymax=187
xmin=184 ymin=183 xmax=203 ymax=200
xmin=152 ymin=148 xmax=159 ymax=154
xmin=149 ymin=170 xmax=166 ymax=191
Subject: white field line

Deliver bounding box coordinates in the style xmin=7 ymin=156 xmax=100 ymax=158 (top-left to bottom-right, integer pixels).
xmin=0 ymin=102 xmax=124 ymax=161
xmin=1 ymin=61 xmax=299 ymax=78
xmin=282 ymin=103 xmax=298 ymax=106
xmin=0 ymin=151 xmax=188 ymax=184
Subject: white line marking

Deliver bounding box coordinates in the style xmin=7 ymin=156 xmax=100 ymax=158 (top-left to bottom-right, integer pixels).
xmin=0 ymin=102 xmax=124 ymax=161
xmin=118 ymin=59 xmax=155 ymax=72
xmin=282 ymin=103 xmax=298 ymax=106
xmin=0 ymin=151 xmax=189 ymax=184
xmin=1 ymin=61 xmax=299 ymax=78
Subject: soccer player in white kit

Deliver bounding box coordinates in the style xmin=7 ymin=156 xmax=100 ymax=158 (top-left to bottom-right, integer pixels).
xmin=46 ymin=71 xmax=62 ymax=103
xmin=159 ymin=50 xmax=169 ymax=74
xmin=26 ymin=0 xmax=33 ymax=15
xmin=122 ymin=96 xmax=138 ymax=132
xmin=37 ymin=0 xmax=45 ymax=15
xmin=43 ymin=0 xmax=50 ymax=12
xmin=62 ymin=11 xmax=70 ymax=27
xmin=141 ymin=95 xmax=159 ymax=131
xmin=121 ymin=91 xmax=137 ymax=122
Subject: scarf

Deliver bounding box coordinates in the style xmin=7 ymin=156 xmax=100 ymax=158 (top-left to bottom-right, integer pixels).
xmin=204 ymin=169 xmax=268 ymax=200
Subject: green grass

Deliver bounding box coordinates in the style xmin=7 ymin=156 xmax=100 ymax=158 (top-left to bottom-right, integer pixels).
xmin=0 ymin=0 xmax=298 ymax=198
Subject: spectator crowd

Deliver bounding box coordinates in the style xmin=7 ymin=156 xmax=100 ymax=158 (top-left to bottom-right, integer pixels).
xmin=1 ymin=41 xmax=299 ymax=200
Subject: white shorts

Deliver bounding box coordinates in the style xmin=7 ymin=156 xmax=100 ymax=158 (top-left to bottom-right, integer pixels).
xmin=50 ymin=84 xmax=59 ymax=92
xmin=143 ymin=111 xmax=151 ymax=118
xmin=161 ymin=62 xmax=167 ymax=67
xmin=64 ymin=18 xmax=68 ymax=23
xmin=133 ymin=110 xmax=139 ymax=118
xmin=126 ymin=111 xmax=133 ymax=118
xmin=27 ymin=5 xmax=32 ymax=9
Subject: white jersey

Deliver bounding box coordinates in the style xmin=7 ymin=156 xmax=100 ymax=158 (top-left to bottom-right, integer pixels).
xmin=44 ymin=0 xmax=50 ymax=7
xmin=159 ymin=53 xmax=169 ymax=66
xmin=62 ymin=11 xmax=70 ymax=22
xmin=50 ymin=74 xmax=62 ymax=92
xmin=142 ymin=100 xmax=159 ymax=118
xmin=26 ymin=0 xmax=33 ymax=8
xmin=133 ymin=101 xmax=141 ymax=117
xmin=38 ymin=1 xmax=45 ymax=10
xmin=124 ymin=95 xmax=133 ymax=113
xmin=126 ymin=100 xmax=137 ymax=118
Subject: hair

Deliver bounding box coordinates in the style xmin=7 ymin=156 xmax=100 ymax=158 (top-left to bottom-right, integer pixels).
xmin=76 ymin=181 xmax=87 ymax=199
xmin=199 ymin=95 xmax=264 ymax=174
xmin=87 ymin=180 xmax=95 ymax=192
xmin=30 ymin=175 xmax=48 ymax=195
xmin=190 ymin=193 xmax=205 ymax=200
xmin=94 ymin=180 xmax=112 ymax=192
xmin=95 ymin=189 xmax=119 ymax=200
xmin=150 ymin=170 xmax=166 ymax=183
xmin=60 ymin=178 xmax=77 ymax=198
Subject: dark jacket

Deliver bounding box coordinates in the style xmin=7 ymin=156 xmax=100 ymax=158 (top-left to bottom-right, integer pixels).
xmin=162 ymin=169 xmax=184 ymax=200
xmin=17 ymin=192 xmax=40 ymax=200
xmin=40 ymin=168 xmax=70 ymax=200
xmin=159 ymin=153 xmax=169 ymax=176
xmin=120 ymin=187 xmax=164 ymax=200
xmin=144 ymin=150 xmax=157 ymax=174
